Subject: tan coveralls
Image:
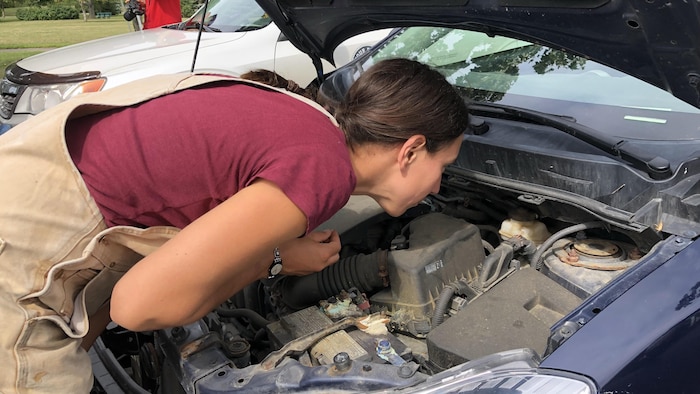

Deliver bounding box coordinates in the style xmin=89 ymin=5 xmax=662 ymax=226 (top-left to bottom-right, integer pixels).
xmin=0 ymin=72 xmax=334 ymax=393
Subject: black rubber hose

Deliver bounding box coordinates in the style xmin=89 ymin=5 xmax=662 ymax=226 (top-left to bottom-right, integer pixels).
xmin=478 ymin=244 xmax=513 ymax=288
xmin=533 ymin=221 xmax=607 ymax=270
xmin=481 ymin=239 xmax=495 ymax=255
xmin=440 ymin=205 xmax=490 ymax=222
xmin=432 ymin=284 xmax=456 ymax=328
xmin=279 ymin=250 xmax=389 ymax=310
xmin=215 ymin=308 xmax=270 ymax=328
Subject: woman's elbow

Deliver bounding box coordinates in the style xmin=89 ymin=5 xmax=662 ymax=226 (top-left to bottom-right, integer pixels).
xmin=110 ymin=279 xmax=154 ymax=331
xmin=110 ymin=278 xmax=201 ymax=331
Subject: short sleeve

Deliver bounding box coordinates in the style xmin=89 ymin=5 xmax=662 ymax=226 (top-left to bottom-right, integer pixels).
xmin=255 ymin=139 xmax=355 ymax=234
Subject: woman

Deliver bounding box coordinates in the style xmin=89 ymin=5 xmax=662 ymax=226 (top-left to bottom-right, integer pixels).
xmin=0 ymin=58 xmax=470 ymax=392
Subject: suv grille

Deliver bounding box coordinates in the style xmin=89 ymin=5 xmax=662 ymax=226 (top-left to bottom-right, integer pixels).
xmin=1 ymin=79 xmax=24 ymax=119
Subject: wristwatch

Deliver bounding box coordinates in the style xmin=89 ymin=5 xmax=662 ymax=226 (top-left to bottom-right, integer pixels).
xmin=268 ymin=247 xmax=283 ymax=278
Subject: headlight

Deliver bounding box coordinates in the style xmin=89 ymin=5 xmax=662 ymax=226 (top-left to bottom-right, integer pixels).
xmin=400 ymin=349 xmax=596 ymax=394
xmin=14 ymin=78 xmax=106 ymax=115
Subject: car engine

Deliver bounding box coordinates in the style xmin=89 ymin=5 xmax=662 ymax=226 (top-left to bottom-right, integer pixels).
xmin=93 ymin=176 xmax=658 ymax=393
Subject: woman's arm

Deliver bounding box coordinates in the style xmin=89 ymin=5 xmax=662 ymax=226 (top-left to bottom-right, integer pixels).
xmin=110 ymin=179 xmax=308 ymax=331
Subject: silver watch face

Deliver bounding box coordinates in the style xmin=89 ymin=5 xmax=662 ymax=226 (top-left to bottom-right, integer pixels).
xmin=269 ymin=263 xmax=283 ymax=276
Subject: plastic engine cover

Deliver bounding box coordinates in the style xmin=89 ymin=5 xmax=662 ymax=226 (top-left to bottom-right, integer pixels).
xmin=426 ymin=267 xmax=582 ymax=370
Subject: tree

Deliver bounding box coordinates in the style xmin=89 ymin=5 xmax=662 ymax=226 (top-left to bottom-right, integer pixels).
xmin=77 ymin=0 xmax=96 ymax=20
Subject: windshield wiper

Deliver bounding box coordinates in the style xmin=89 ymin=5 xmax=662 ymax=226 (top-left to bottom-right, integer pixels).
xmin=469 ymin=102 xmax=673 ymax=180
xmin=184 ymin=22 xmax=220 ymax=32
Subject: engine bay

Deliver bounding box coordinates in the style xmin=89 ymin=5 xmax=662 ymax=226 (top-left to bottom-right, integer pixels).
xmin=95 ymin=176 xmax=660 ymax=393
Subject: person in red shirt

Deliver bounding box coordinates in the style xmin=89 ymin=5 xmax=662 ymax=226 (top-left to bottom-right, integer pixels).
xmin=142 ymin=0 xmax=181 ymax=29
xmin=0 ymin=58 xmax=471 ymax=392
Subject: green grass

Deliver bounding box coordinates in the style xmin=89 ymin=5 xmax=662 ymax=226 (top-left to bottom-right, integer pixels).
xmin=0 ymin=17 xmax=134 ymax=48
xmin=0 ymin=15 xmax=135 ymax=70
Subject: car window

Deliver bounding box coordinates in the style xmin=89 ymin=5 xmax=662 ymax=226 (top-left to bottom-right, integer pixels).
xmin=361 ymin=27 xmax=700 ymax=142
xmin=183 ymin=0 xmax=272 ymax=33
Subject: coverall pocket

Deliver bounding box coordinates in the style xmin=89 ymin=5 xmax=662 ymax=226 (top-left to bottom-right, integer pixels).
xmin=20 ymin=254 xmax=104 ymax=326
xmin=19 ymin=236 xmax=144 ymax=338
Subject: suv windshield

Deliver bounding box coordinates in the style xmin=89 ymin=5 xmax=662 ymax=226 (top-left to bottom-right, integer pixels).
xmin=182 ymin=0 xmax=271 ymax=33
xmin=361 ymin=27 xmax=700 ymax=143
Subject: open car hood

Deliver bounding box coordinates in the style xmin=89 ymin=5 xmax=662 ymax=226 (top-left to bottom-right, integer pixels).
xmin=255 ymin=0 xmax=700 ymax=108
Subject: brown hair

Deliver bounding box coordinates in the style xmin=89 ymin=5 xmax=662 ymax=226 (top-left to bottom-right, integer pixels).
xmin=334 ymin=58 xmax=470 ymax=153
xmin=240 ymin=69 xmax=318 ymax=101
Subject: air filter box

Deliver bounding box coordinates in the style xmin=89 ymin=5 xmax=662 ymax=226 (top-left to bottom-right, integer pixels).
xmin=370 ymin=213 xmax=483 ymax=328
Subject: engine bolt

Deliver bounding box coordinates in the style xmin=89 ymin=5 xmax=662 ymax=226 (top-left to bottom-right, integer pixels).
xmin=333 ymin=352 xmax=352 ymax=372
xmin=398 ymin=364 xmax=414 ymax=378
xmin=377 ymin=339 xmax=391 ymax=352
xmin=171 ymin=326 xmax=188 ymax=343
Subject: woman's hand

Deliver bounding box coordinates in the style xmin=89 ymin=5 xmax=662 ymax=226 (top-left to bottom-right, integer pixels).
xmin=278 ymin=229 xmax=340 ymax=276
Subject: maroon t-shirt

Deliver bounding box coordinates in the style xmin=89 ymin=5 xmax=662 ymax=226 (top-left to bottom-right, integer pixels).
xmin=65 ymin=82 xmax=355 ymax=233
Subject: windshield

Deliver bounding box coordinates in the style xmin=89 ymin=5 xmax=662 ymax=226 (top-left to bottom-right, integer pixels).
xmin=359 ymin=27 xmax=700 ymax=144
xmin=182 ymin=0 xmax=272 ymax=33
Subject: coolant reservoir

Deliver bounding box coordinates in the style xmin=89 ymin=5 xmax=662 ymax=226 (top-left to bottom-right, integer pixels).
xmin=499 ymin=218 xmax=551 ymax=245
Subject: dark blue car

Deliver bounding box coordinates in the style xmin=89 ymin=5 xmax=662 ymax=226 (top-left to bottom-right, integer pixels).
xmin=92 ymin=1 xmax=700 ymax=393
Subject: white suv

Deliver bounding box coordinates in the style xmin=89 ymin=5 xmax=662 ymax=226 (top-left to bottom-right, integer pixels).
xmin=0 ymin=0 xmax=389 ymax=133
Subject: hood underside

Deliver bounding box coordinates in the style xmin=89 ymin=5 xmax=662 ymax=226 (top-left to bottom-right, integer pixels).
xmin=255 ymin=0 xmax=700 ymax=108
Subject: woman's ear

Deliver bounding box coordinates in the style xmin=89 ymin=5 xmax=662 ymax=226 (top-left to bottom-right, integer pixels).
xmin=398 ymin=135 xmax=427 ymax=170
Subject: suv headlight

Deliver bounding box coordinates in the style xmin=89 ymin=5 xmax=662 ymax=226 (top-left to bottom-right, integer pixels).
xmin=14 ymin=78 xmax=106 ymax=115
xmin=399 ymin=349 xmax=596 ymax=394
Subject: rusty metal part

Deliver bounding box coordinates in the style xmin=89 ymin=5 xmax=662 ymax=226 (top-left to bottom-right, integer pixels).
xmin=260 ymin=312 xmax=392 ymax=371
xmin=259 ymin=317 xmax=357 ymax=370
xmin=563 ymin=247 xmax=580 ymax=263
xmin=629 ymin=248 xmax=643 ymax=260
xmin=180 ymin=332 xmax=221 ymax=358
xmin=573 ymin=239 xmax=621 ymax=257
xmin=554 ymin=239 xmax=630 ymax=271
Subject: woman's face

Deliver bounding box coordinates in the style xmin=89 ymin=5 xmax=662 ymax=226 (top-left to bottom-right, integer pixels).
xmin=381 ymin=135 xmax=463 ymax=216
